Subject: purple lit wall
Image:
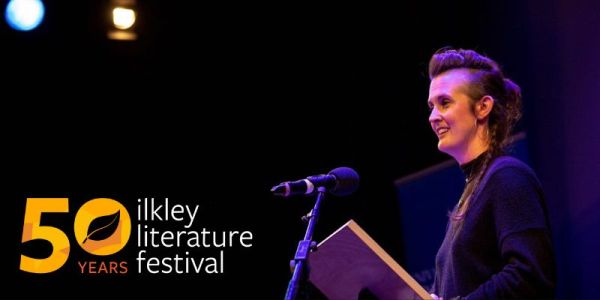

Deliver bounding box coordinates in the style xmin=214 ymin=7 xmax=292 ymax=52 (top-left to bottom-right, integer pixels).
xmin=526 ymin=0 xmax=600 ymax=297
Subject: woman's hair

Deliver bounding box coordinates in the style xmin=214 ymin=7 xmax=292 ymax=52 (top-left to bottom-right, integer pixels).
xmin=428 ymin=48 xmax=523 ymax=220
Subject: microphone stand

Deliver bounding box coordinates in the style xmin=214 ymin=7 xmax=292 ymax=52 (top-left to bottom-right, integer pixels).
xmin=284 ymin=186 xmax=326 ymax=300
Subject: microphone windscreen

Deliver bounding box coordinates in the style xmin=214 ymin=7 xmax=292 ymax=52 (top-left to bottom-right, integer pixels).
xmin=328 ymin=167 xmax=359 ymax=196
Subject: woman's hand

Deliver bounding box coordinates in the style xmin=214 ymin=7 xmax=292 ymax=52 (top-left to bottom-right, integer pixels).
xmin=430 ymin=293 xmax=443 ymax=300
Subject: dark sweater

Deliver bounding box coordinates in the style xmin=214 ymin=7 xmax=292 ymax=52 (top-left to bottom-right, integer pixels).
xmin=432 ymin=156 xmax=556 ymax=299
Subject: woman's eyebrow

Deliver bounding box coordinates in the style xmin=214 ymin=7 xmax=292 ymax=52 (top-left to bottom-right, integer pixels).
xmin=428 ymin=94 xmax=451 ymax=106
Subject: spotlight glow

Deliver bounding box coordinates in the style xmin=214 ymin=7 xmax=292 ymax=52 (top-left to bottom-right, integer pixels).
xmin=5 ymin=0 xmax=45 ymax=31
xmin=112 ymin=7 xmax=135 ymax=30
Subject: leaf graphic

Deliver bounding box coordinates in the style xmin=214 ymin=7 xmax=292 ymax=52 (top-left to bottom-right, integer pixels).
xmin=83 ymin=210 xmax=120 ymax=244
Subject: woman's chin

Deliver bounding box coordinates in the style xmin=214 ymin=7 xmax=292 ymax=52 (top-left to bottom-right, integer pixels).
xmin=437 ymin=141 xmax=448 ymax=152
xmin=437 ymin=142 xmax=455 ymax=157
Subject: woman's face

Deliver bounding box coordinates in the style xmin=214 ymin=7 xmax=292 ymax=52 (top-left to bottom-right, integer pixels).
xmin=428 ymin=69 xmax=478 ymax=160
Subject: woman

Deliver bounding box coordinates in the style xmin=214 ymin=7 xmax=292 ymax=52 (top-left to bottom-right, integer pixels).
xmin=427 ymin=48 xmax=555 ymax=299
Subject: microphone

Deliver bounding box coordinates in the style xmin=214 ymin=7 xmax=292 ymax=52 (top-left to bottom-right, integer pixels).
xmin=271 ymin=167 xmax=359 ymax=197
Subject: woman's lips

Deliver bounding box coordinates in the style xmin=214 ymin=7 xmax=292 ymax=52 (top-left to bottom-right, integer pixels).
xmin=436 ymin=127 xmax=449 ymax=137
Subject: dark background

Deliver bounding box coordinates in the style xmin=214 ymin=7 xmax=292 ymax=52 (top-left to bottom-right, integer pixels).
xmin=3 ymin=0 xmax=599 ymax=299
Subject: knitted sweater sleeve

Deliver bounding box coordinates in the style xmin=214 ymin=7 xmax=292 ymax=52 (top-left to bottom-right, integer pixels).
xmin=464 ymin=166 xmax=555 ymax=300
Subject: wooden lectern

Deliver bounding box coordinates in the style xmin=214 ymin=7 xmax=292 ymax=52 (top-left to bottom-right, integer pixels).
xmin=308 ymin=220 xmax=432 ymax=300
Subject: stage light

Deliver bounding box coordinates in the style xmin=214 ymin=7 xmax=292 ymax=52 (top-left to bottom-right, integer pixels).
xmin=113 ymin=7 xmax=135 ymax=30
xmin=4 ymin=0 xmax=45 ymax=31
xmin=107 ymin=0 xmax=137 ymax=41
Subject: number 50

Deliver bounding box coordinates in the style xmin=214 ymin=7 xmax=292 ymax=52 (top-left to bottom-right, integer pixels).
xmin=20 ymin=197 xmax=131 ymax=274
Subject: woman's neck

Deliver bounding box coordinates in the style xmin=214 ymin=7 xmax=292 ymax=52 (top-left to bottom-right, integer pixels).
xmin=456 ymin=141 xmax=489 ymax=165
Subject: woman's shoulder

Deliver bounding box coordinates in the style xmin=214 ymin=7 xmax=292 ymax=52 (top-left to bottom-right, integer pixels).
xmin=487 ymin=156 xmax=538 ymax=179
xmin=481 ymin=156 xmax=550 ymax=239
xmin=481 ymin=155 xmax=543 ymax=192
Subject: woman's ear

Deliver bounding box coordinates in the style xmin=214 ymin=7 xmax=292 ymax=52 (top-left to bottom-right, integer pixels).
xmin=476 ymin=95 xmax=494 ymax=120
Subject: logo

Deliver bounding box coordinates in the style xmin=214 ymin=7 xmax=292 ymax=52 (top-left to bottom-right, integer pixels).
xmin=20 ymin=197 xmax=253 ymax=276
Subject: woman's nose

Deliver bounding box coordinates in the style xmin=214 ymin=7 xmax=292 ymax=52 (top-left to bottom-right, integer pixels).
xmin=429 ymin=107 xmax=441 ymax=123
